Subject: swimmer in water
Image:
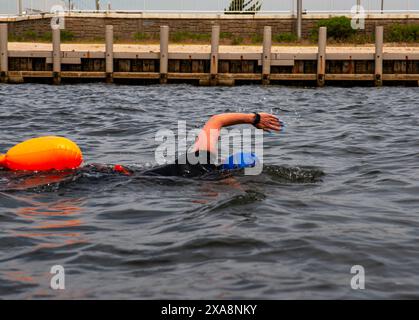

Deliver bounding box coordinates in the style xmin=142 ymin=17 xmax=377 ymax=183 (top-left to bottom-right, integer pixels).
xmin=143 ymin=112 xmax=283 ymax=177
xmin=0 ymin=112 xmax=282 ymax=189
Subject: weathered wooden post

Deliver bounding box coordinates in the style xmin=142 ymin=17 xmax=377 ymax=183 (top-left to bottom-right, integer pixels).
xmin=52 ymin=27 xmax=61 ymax=85
xmin=262 ymin=26 xmax=272 ymax=85
xmin=0 ymin=24 xmax=8 ymax=83
xmin=105 ymin=25 xmax=114 ymax=83
xmin=317 ymin=26 xmax=327 ymax=87
xmin=210 ymin=25 xmax=220 ymax=86
xmin=160 ymin=26 xmax=169 ymax=84
xmin=375 ymin=26 xmax=384 ymax=87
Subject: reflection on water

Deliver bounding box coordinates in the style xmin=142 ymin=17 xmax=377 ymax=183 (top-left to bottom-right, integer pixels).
xmin=0 ymin=192 xmax=88 ymax=298
xmin=13 ymin=196 xmax=87 ymax=247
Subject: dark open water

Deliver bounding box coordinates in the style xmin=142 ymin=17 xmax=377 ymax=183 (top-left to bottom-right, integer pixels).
xmin=0 ymin=83 xmax=418 ymax=299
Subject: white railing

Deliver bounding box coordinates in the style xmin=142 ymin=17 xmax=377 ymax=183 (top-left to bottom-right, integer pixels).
xmin=1 ymin=0 xmax=419 ymax=16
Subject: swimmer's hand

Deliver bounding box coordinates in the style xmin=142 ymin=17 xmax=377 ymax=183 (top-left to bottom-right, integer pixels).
xmin=193 ymin=112 xmax=284 ymax=154
xmin=254 ymin=113 xmax=283 ymax=132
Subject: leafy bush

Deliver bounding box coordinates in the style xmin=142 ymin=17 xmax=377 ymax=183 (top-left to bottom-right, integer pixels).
xmin=386 ymin=24 xmax=419 ymax=42
xmin=311 ymin=16 xmax=356 ymax=41
xmin=273 ymin=32 xmax=298 ymax=43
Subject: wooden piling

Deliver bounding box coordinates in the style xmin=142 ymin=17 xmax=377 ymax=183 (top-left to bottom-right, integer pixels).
xmin=210 ymin=25 xmax=220 ymax=86
xmin=262 ymin=26 xmax=272 ymax=85
xmin=0 ymin=24 xmax=8 ymax=83
xmin=52 ymin=27 xmax=61 ymax=85
xmin=105 ymin=25 xmax=114 ymax=83
xmin=375 ymin=26 xmax=384 ymax=87
xmin=5 ymin=28 xmax=419 ymax=86
xmin=160 ymin=26 xmax=169 ymax=84
xmin=317 ymin=27 xmax=327 ymax=87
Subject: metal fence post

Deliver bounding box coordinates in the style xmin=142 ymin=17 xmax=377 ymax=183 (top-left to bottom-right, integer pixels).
xmin=18 ymin=0 xmax=23 ymax=16
xmin=296 ymin=0 xmax=302 ymax=40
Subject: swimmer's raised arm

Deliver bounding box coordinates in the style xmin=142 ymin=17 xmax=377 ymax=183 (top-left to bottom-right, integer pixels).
xmin=193 ymin=112 xmax=282 ymax=154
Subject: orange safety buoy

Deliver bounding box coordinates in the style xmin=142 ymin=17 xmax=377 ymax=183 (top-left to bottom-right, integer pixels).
xmin=0 ymin=136 xmax=83 ymax=171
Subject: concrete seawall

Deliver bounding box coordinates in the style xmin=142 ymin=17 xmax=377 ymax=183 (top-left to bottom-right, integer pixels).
xmin=1 ymin=13 xmax=419 ymax=41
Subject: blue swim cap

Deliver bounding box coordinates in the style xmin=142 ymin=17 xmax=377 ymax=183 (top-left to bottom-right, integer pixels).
xmin=221 ymin=152 xmax=259 ymax=170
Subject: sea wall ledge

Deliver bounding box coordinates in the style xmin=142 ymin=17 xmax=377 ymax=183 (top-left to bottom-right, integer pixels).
xmin=1 ymin=23 xmax=419 ymax=86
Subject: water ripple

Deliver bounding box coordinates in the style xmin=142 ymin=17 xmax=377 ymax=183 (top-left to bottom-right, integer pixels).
xmin=1 ymin=84 xmax=419 ymax=299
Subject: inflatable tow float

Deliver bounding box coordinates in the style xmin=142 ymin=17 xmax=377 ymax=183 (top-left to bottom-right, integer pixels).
xmin=0 ymin=136 xmax=83 ymax=171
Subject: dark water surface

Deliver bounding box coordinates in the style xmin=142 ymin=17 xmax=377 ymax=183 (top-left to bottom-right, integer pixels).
xmin=0 ymin=83 xmax=418 ymax=299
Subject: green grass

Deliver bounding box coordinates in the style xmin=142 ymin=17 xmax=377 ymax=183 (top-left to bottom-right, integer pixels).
xmin=61 ymin=30 xmax=75 ymax=42
xmin=386 ymin=23 xmax=419 ymax=42
xmin=171 ymin=31 xmax=211 ymax=43
xmin=220 ymin=32 xmax=234 ymax=39
xmin=133 ymin=32 xmax=149 ymax=41
xmin=347 ymin=33 xmax=374 ymax=44
xmin=11 ymin=30 xmax=75 ymax=42
xmin=273 ymin=32 xmax=298 ymax=43
xmin=15 ymin=23 xmax=418 ymax=45
xmin=23 ymin=30 xmax=38 ymax=41
xmin=8 ymin=34 xmax=23 ymax=42
xmin=251 ymin=34 xmax=263 ymax=44
xmin=92 ymin=36 xmax=105 ymax=43
xmin=231 ymin=36 xmax=244 ymax=45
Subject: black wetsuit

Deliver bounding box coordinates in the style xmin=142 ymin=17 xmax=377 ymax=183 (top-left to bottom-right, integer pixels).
xmin=143 ymin=150 xmax=218 ymax=178
xmin=0 ymin=151 xmax=220 ymax=189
